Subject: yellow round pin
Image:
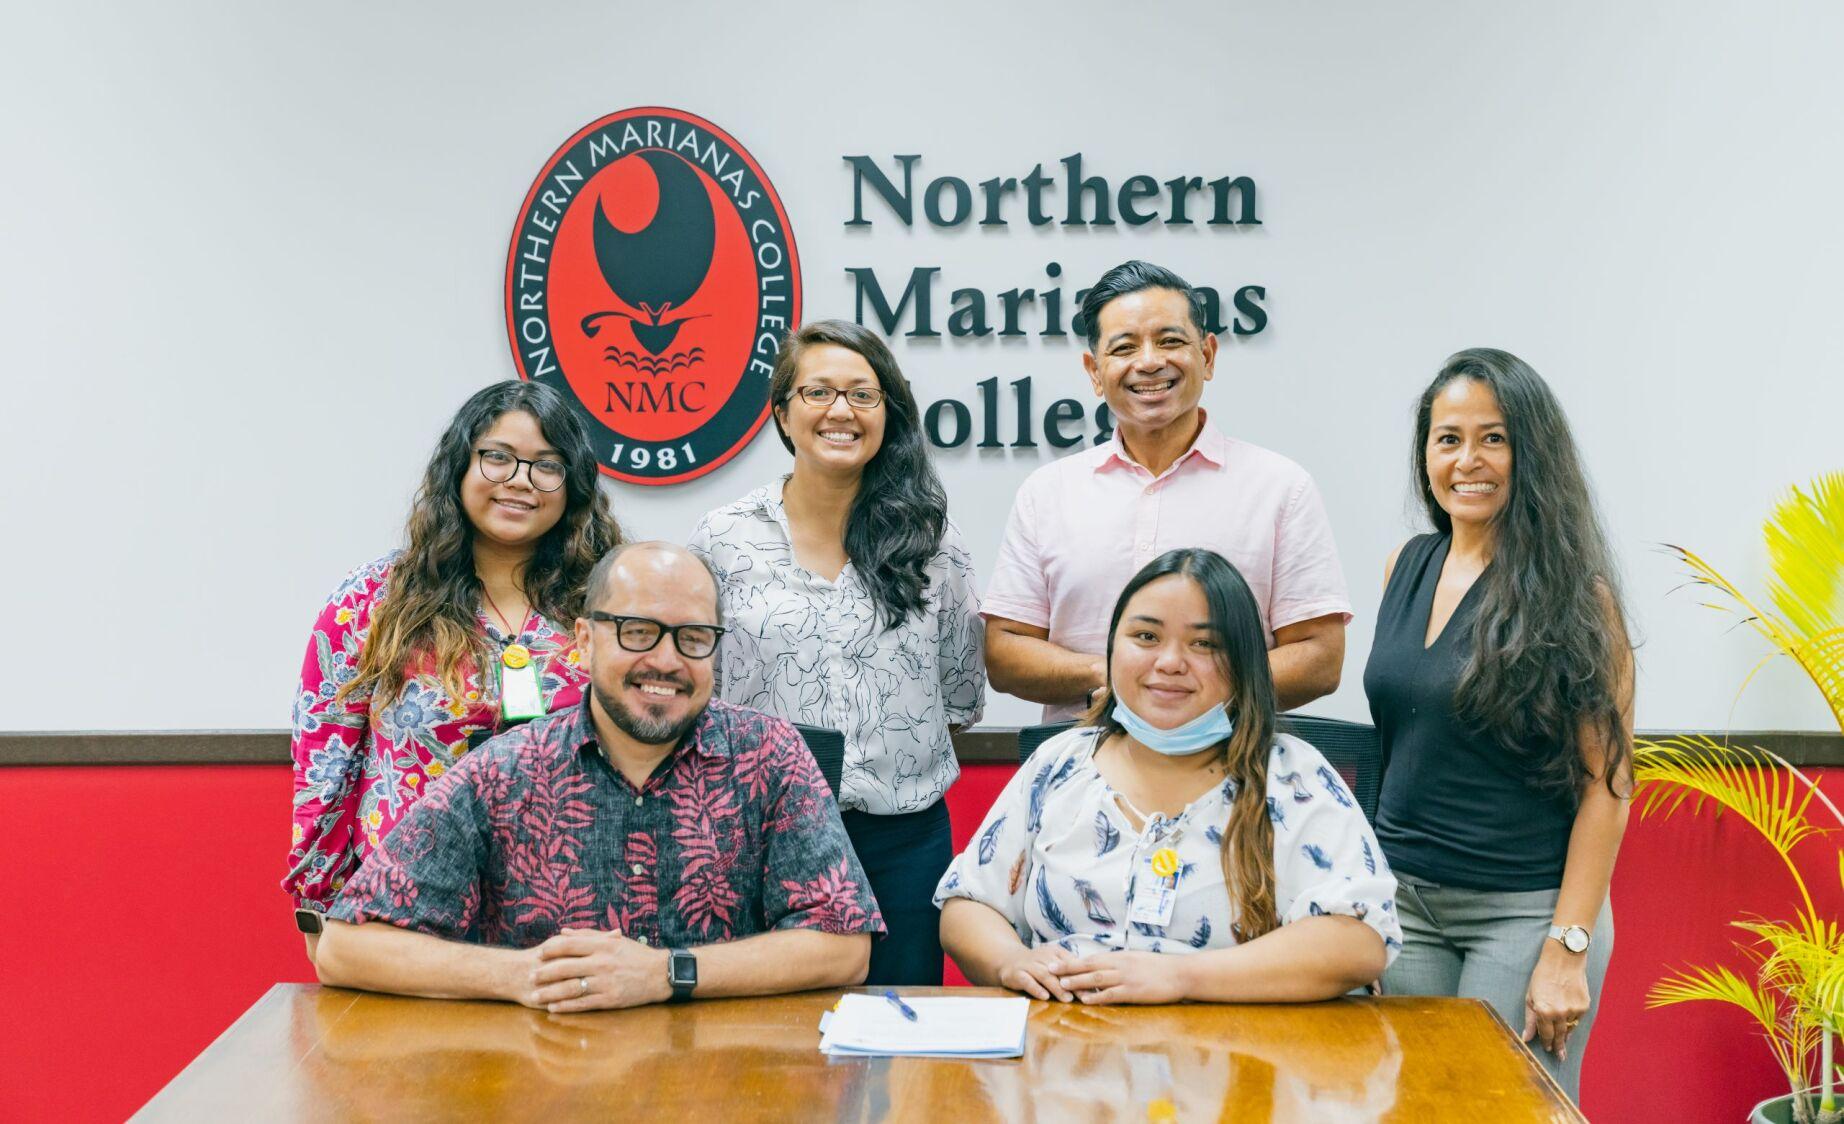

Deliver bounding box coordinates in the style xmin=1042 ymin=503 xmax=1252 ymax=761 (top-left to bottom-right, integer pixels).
xmin=501 ymin=643 xmax=532 ymax=669
xmin=1150 ymin=847 xmax=1180 ymax=879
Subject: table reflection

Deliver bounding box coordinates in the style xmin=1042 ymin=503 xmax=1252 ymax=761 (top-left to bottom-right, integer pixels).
xmin=284 ymin=989 xmax=870 ymax=1121
xmin=252 ymin=989 xmax=1547 ymax=1123
xmin=961 ymin=1000 xmax=1402 ymax=1124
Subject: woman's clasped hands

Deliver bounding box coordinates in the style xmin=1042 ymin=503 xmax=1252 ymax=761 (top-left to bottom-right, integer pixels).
xmin=1000 ymin=945 xmax=1187 ymax=1006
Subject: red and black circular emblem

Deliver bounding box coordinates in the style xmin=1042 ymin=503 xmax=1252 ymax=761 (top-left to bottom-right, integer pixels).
xmin=505 ymin=107 xmax=801 ymax=484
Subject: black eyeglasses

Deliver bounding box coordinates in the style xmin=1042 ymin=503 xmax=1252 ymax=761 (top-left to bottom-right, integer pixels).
xmin=588 ymin=613 xmax=725 ymax=659
xmin=790 ymin=385 xmax=884 ymax=409
xmin=476 ymin=449 xmax=566 ymax=492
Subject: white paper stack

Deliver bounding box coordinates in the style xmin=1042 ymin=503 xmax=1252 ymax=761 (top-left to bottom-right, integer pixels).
xmin=817 ymin=994 xmax=1030 ymax=1058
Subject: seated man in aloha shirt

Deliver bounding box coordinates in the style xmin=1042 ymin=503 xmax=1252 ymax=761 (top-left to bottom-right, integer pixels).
xmin=314 ymin=542 xmax=883 ymax=1012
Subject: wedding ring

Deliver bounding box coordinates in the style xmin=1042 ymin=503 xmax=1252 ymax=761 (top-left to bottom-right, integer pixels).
xmin=579 ymin=977 xmax=590 ymax=996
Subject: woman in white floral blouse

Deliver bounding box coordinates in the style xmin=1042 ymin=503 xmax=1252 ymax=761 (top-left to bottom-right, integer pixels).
xmin=936 ymin=548 xmax=1398 ymax=1003
xmin=689 ymin=320 xmax=984 ymax=986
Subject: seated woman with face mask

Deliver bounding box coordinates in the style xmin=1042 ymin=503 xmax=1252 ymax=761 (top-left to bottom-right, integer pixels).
xmin=937 ymin=548 xmax=1400 ymax=1004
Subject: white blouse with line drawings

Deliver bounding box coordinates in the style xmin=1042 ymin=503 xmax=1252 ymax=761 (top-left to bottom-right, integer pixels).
xmin=687 ymin=478 xmax=985 ymax=816
xmin=933 ymin=726 xmax=1402 ymax=962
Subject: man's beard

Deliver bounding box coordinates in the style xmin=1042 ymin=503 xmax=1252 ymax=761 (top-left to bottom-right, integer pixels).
xmin=592 ymin=679 xmax=701 ymax=746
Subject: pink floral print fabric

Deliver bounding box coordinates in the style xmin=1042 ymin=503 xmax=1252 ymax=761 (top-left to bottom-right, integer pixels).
xmin=285 ymin=554 xmax=589 ymax=909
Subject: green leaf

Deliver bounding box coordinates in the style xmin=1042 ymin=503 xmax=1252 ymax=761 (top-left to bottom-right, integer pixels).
xmin=1634 ymin=738 xmax=1822 ymax=857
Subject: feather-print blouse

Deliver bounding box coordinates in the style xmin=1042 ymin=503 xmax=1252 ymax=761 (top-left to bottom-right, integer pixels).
xmin=934 ymin=727 xmax=1402 ymax=961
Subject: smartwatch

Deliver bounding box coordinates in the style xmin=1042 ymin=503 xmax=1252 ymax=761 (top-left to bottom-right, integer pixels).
xmin=667 ymin=949 xmax=698 ymax=1002
xmin=1547 ymin=924 xmax=1591 ymax=954
xmin=294 ymin=907 xmax=326 ymax=935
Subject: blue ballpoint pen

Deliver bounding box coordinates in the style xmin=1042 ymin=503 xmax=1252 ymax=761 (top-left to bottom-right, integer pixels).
xmin=883 ymin=989 xmax=919 ymax=1022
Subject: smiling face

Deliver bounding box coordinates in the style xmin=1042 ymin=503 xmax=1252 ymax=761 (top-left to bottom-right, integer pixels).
xmin=459 ymin=410 xmax=568 ymax=551
xmin=772 ymin=343 xmax=887 ymax=479
xmin=1108 ymin=573 xmax=1232 ymax=731
xmin=1082 ymin=287 xmax=1218 ymax=441
xmin=575 ymin=545 xmax=719 ymax=747
xmin=1425 ymin=377 xmax=1513 ymax=530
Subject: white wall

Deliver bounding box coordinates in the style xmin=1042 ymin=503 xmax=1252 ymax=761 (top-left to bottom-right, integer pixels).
xmin=5 ymin=0 xmax=1840 ymax=732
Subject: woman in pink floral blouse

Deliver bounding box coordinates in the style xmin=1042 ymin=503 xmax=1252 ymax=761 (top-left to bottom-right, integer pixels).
xmin=286 ymin=381 xmax=622 ymax=938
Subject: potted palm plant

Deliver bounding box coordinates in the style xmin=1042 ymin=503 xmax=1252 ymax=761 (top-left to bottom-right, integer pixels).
xmin=1633 ymin=471 xmax=1844 ymax=1124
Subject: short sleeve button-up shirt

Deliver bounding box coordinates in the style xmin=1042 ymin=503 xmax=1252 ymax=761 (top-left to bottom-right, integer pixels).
xmin=329 ymin=696 xmax=885 ymax=948
xmin=981 ymin=413 xmax=1352 ymax=722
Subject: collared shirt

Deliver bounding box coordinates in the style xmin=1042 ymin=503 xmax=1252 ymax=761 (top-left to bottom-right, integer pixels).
xmin=688 ymin=478 xmax=986 ymax=815
xmin=981 ymin=413 xmax=1352 ymax=721
xmin=933 ymin=727 xmax=1401 ymax=962
xmin=286 ymin=553 xmax=589 ymax=908
xmin=328 ymin=696 xmax=885 ymax=948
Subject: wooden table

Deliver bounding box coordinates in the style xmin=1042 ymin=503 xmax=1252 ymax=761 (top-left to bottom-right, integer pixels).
xmin=136 ymin=985 xmax=1583 ymax=1122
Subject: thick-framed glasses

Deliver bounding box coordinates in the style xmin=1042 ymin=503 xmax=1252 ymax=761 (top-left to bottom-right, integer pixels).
xmin=476 ymin=448 xmax=566 ymax=492
xmin=587 ymin=612 xmax=725 ymax=659
xmin=791 ymin=385 xmax=884 ymax=410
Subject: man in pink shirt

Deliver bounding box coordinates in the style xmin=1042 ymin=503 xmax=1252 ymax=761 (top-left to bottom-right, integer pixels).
xmin=983 ymin=260 xmax=1351 ymax=722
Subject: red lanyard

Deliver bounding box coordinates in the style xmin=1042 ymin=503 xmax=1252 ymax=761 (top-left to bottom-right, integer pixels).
xmin=481 ymin=586 xmax=529 ymax=639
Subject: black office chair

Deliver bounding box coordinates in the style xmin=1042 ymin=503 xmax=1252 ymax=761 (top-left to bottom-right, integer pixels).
xmin=1277 ymin=714 xmax=1382 ymax=823
xmin=793 ymin=723 xmax=846 ymax=799
xmin=1017 ymin=721 xmax=1077 ymax=764
xmin=1015 ymin=714 xmax=1382 ymax=824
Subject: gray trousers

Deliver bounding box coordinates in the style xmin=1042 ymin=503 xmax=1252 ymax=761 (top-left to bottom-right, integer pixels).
xmin=1381 ymin=874 xmax=1613 ymax=1102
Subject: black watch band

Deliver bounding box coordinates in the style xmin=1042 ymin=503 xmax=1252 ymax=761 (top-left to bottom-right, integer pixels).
xmin=667 ymin=949 xmax=697 ymax=1002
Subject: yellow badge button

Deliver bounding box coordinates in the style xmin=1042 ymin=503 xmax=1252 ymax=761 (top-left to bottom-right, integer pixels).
xmin=501 ymin=643 xmax=532 ymax=669
xmin=1150 ymin=848 xmax=1180 ymax=879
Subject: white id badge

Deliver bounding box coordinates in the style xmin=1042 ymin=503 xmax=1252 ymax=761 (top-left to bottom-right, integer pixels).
xmin=1129 ymin=882 xmax=1177 ymax=928
xmin=500 ymin=661 xmax=546 ymax=722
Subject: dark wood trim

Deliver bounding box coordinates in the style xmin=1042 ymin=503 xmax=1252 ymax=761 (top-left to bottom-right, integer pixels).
xmin=951 ymin=729 xmax=1021 ymax=765
xmin=5 ymin=727 xmax=1844 ymax=768
xmin=0 ymin=731 xmax=290 ymax=767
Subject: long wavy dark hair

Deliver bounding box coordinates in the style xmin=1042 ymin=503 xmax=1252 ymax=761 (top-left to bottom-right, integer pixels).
xmin=1413 ymin=348 xmax=1631 ymax=798
xmin=1085 ymin=549 xmax=1282 ymax=941
xmin=341 ymin=381 xmax=623 ymax=705
xmin=769 ymin=320 xmax=947 ymax=630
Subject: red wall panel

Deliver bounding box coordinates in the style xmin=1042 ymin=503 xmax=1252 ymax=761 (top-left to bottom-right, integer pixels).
xmin=2 ymin=761 xmax=1827 ymax=1121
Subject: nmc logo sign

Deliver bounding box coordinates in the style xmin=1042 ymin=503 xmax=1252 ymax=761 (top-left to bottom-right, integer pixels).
xmin=505 ymin=107 xmax=801 ymax=484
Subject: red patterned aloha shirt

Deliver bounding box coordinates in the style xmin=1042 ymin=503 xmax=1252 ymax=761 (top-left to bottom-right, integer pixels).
xmin=286 ymin=554 xmax=589 ymax=909
xmin=328 ymin=696 xmax=884 ymax=947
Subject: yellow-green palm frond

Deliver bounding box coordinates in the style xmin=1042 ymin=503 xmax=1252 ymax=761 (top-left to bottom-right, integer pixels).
xmin=1648 ymin=962 xmax=1816 ymax=1090
xmin=1634 ymin=737 xmax=1824 ymax=856
xmin=1809 ymin=956 xmax=1844 ymax=1028
xmin=1664 ymin=472 xmax=1844 ymax=734
xmin=1668 ymin=543 xmax=1788 ymax=647
xmin=1736 ymin=914 xmax=1844 ymax=952
xmin=1771 ymin=953 xmax=1844 ymax=1030
xmin=1738 ymin=918 xmax=1844 ymax=1018
xmin=1788 ymin=628 xmax=1844 ymax=733
xmin=1765 ymin=473 xmax=1844 ymax=646
xmin=1648 ymin=963 xmax=1781 ymax=1029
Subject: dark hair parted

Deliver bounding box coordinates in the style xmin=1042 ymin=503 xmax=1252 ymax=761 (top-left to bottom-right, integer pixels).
xmin=342 ymin=381 xmax=623 ymax=706
xmin=1084 ymin=549 xmax=1282 ymax=941
xmin=768 ymin=319 xmax=947 ymax=630
xmin=1079 ymin=260 xmax=1210 ymax=352
xmin=1413 ymin=348 xmax=1632 ymax=798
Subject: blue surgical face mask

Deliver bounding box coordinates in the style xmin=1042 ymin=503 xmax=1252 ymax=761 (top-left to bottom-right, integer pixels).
xmin=1111 ymin=698 xmax=1236 ymax=756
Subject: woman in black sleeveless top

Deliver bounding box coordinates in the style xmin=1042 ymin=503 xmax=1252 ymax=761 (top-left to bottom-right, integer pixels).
xmin=1363 ymin=349 xmax=1633 ymax=1101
